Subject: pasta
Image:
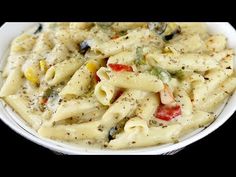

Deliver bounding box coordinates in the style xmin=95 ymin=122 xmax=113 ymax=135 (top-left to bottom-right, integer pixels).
xmin=10 ymin=33 xmax=36 ymax=53
xmin=59 ymin=64 xmax=93 ymax=98
xmin=0 ymin=67 xmax=23 ymax=97
xmin=107 ymin=51 xmax=135 ymax=65
xmin=45 ymin=57 xmax=84 ymax=86
xmin=94 ymin=81 xmax=119 ymax=105
xmin=205 ymin=34 xmax=227 ymax=52
xmin=97 ymin=68 xmax=164 ymax=92
xmin=146 ymin=49 xmax=233 ymax=72
xmin=38 ymin=120 xmax=106 ymax=140
xmin=5 ymin=95 xmax=42 ymax=130
xmin=1 ymin=22 xmax=236 ymax=150
xmin=100 ymin=89 xmax=148 ymax=129
xmin=89 ymin=28 xmax=164 ymax=56
xmin=46 ymin=43 xmax=70 ymax=65
xmin=174 ymin=88 xmax=193 ymax=116
xmin=177 ymin=110 xmax=215 ymax=135
xmin=50 ymin=96 xmax=105 ymax=123
xmin=194 ymin=76 xmax=236 ymax=112
xmin=135 ymin=93 xmax=160 ymax=121
xmin=193 ymin=53 xmax=234 ymax=108
xmin=164 ymin=34 xmax=206 ymax=53
xmin=108 ymin=118 xmax=182 ymax=149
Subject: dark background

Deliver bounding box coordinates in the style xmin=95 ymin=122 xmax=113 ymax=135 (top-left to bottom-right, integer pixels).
xmin=0 ymin=21 xmax=235 ymax=157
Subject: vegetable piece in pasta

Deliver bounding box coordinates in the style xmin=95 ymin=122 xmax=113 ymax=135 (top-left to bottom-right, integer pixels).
xmin=1 ymin=22 xmax=236 ymax=150
xmin=21 ymin=32 xmax=54 ymax=84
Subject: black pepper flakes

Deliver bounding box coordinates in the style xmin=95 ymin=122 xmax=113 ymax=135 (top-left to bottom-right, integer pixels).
xmin=224 ymin=91 xmax=230 ymax=94
xmin=174 ymin=139 xmax=179 ymax=144
xmin=98 ymin=125 xmax=104 ymax=132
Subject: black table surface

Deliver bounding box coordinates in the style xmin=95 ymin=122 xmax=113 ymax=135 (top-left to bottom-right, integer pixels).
xmin=0 ymin=22 xmax=235 ymax=156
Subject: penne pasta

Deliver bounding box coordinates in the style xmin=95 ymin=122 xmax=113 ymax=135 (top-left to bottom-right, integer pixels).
xmin=146 ymin=49 xmax=234 ymax=72
xmin=50 ymin=97 xmax=104 ymax=123
xmin=94 ymin=81 xmax=119 ymax=105
xmin=45 ymin=57 xmax=84 ymax=86
xmin=38 ymin=120 xmax=106 ymax=140
xmin=4 ymin=95 xmax=42 ymax=130
xmin=0 ymin=67 xmax=23 ymax=97
xmin=102 ymin=70 xmax=164 ymax=92
xmin=59 ymin=64 xmax=93 ymax=98
xmin=108 ymin=124 xmax=182 ymax=149
xmin=1 ymin=22 xmax=235 ymax=150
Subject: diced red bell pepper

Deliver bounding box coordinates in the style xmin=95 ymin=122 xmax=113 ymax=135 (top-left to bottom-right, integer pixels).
xmin=111 ymin=34 xmax=120 ymax=39
xmin=108 ymin=63 xmax=133 ymax=72
xmin=94 ymin=72 xmax=101 ymax=83
xmin=39 ymin=97 xmax=48 ymax=105
xmin=154 ymin=104 xmax=181 ymax=121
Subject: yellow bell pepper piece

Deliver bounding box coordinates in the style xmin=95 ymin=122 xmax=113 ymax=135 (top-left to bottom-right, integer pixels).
xmin=24 ymin=67 xmax=39 ymax=85
xmin=39 ymin=59 xmax=48 ymax=73
xmin=86 ymin=61 xmax=98 ymax=73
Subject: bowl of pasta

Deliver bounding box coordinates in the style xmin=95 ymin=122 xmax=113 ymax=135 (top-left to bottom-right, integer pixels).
xmin=0 ymin=22 xmax=236 ymax=155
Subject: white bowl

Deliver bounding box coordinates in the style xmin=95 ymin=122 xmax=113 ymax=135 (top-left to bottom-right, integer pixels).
xmin=0 ymin=22 xmax=236 ymax=155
